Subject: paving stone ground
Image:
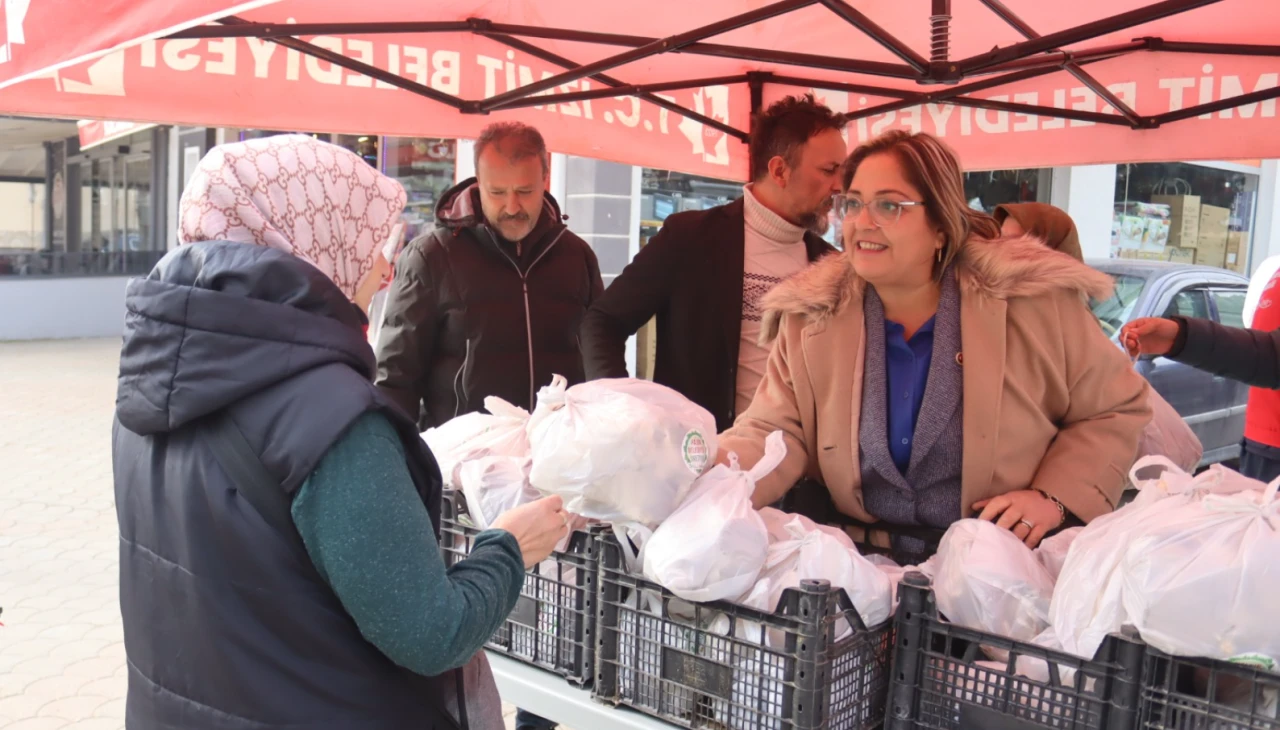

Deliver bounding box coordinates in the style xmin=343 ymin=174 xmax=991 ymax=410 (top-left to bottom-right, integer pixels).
xmin=0 ymin=338 xmax=527 ymax=729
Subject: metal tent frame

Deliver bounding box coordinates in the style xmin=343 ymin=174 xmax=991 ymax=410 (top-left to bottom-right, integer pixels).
xmin=169 ymin=0 xmax=1280 ymax=169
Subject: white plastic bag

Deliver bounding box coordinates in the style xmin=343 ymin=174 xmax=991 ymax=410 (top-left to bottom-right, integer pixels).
xmin=1120 ymin=482 xmax=1280 ymax=663
xmin=366 ymin=287 xmax=389 ymax=347
xmin=527 ymin=376 xmax=717 ymax=525
xmin=933 ymin=519 xmax=1055 ymax=642
xmin=1127 ymin=456 xmax=1258 ymax=510
xmin=1034 ymin=527 xmax=1083 ymax=582
xmin=422 ymin=396 xmax=531 ymax=488
xmin=641 ymin=433 xmax=783 ymax=603
xmin=1136 ymin=389 xmax=1203 ymax=474
xmin=1051 ymin=456 xmax=1265 ymax=660
xmin=456 ymin=455 xmax=538 ymax=530
xmin=741 ymin=506 xmax=892 ymax=631
xmin=866 ymin=553 xmax=937 ymax=609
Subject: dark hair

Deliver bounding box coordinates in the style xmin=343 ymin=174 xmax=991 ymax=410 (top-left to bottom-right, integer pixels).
xmin=474 ymin=122 xmax=548 ymax=175
xmin=749 ymin=93 xmax=845 ymax=182
xmin=841 ymin=130 xmax=1001 ymax=278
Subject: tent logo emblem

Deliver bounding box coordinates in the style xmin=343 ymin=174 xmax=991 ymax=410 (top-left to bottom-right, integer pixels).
xmin=678 ymin=86 xmax=731 ymax=167
xmin=52 ymin=51 xmax=126 ymax=96
xmin=0 ymin=0 xmax=32 ymax=65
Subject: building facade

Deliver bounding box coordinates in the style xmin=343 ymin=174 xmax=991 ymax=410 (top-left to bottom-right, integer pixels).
xmin=1 ymin=116 xmax=1278 ymax=343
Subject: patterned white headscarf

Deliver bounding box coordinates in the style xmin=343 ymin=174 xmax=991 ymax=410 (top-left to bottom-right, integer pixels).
xmin=178 ymin=134 xmax=407 ymax=299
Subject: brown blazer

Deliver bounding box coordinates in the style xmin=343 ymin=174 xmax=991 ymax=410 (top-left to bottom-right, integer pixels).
xmin=719 ymin=234 xmax=1152 ymax=524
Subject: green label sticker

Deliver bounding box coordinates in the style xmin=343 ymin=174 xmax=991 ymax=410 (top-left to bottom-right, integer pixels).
xmin=682 ymin=430 xmax=710 ymax=474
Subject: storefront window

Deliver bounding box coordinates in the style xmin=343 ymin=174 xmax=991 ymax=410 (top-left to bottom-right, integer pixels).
xmin=1113 ymin=162 xmax=1259 ymax=273
xmin=79 ymin=158 xmax=115 ymax=261
xmin=632 ymin=169 xmax=738 ymax=377
xmin=76 ymin=132 xmax=159 ymax=276
xmin=232 ymin=132 xmax=457 ymax=245
xmin=640 ymin=169 xmax=740 ymax=244
xmin=333 ymin=134 xmax=379 ymax=168
xmin=0 ymin=181 xmax=46 ymax=276
xmin=238 ymin=129 xmax=311 ymax=141
xmin=25 ymin=128 xmax=168 ymax=278
xmin=382 ymin=137 xmax=456 ymax=243
xmin=123 ymin=154 xmax=153 ymax=254
xmin=963 ymin=168 xmax=1053 ymax=214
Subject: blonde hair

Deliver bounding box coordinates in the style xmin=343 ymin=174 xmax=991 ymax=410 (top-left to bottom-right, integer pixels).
xmin=841 ymin=130 xmax=1000 ymax=278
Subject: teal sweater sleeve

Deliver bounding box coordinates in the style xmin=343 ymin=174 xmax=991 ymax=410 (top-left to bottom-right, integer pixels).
xmin=290 ymin=411 xmax=526 ymax=677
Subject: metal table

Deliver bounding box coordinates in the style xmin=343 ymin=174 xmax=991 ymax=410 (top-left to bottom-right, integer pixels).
xmin=487 ymin=652 xmax=674 ymax=730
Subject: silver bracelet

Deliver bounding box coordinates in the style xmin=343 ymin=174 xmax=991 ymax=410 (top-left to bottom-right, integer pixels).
xmin=1034 ymin=489 xmax=1067 ymax=526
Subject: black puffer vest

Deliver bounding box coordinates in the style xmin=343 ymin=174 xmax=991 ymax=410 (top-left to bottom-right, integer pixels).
xmin=113 ymin=241 xmax=453 ymax=729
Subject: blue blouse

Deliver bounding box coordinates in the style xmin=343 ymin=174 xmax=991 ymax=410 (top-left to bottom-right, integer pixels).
xmin=885 ymin=316 xmax=936 ymax=473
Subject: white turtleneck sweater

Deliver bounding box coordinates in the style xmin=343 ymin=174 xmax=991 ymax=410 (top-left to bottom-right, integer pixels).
xmin=737 ymin=184 xmax=810 ymax=416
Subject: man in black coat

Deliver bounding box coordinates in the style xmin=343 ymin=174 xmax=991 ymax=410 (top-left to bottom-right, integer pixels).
xmin=375 ymin=123 xmax=603 ymax=430
xmin=580 ymin=94 xmax=845 ymax=432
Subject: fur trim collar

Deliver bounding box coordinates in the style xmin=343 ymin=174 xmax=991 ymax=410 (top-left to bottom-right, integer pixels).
xmin=759 ymin=234 xmax=1114 ymax=343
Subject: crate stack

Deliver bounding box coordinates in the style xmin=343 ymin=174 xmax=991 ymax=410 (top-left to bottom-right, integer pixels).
xmin=438 ymin=501 xmax=1278 ymax=730
xmin=592 ymin=532 xmax=894 ymax=730
xmin=885 ymin=573 xmax=1279 ymax=730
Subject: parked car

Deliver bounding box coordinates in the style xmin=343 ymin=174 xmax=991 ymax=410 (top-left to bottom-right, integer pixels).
xmin=1089 ymin=259 xmax=1250 ymax=466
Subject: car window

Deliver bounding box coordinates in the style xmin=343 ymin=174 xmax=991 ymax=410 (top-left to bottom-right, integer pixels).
xmin=1091 ymin=274 xmax=1146 ymax=334
xmin=1164 ymin=289 xmax=1211 ymax=319
xmin=1212 ymin=289 xmax=1247 ymax=328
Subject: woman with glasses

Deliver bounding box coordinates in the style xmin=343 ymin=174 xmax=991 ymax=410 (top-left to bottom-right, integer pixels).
xmin=718 ymin=130 xmax=1151 ymax=557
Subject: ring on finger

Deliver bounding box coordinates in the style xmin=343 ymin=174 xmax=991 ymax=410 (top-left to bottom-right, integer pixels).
xmin=1017 ymin=519 xmax=1035 ymax=531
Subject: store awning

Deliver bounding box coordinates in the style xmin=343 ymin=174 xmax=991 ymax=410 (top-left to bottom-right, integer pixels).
xmin=76 ymin=120 xmax=159 ymax=151
xmin=0 ymin=0 xmax=1276 ymax=178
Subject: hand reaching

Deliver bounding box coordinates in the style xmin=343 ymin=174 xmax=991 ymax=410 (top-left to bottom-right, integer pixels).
xmin=490 ymin=495 xmax=571 ymax=569
xmin=1119 ymin=317 xmax=1179 ymax=359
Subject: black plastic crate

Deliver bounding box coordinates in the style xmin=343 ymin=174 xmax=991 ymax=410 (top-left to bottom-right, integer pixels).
xmin=887 ymin=574 xmax=1146 ymax=730
xmin=439 ymin=489 xmax=598 ymax=686
xmin=592 ymin=532 xmax=895 ymax=730
xmin=1140 ymin=651 xmax=1280 ymax=730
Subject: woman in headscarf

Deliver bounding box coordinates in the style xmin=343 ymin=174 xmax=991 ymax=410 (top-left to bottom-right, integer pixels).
xmin=993 ymin=202 xmax=1084 ymax=262
xmin=113 ymin=134 xmax=568 ymax=730
xmin=996 ymin=201 xmax=1203 ymax=471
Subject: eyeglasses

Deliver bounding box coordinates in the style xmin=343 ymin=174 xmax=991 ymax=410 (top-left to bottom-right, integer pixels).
xmin=833 ymin=195 xmax=925 ymax=227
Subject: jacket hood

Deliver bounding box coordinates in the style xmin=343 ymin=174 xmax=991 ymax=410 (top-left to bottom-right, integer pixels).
xmin=116 ymin=241 xmax=375 ymax=436
xmin=759 ymin=233 xmax=1115 ymax=343
xmin=435 ymin=177 xmax=564 ymax=233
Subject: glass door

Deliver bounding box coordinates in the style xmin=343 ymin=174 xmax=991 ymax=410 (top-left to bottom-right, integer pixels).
xmin=123 ymin=155 xmax=153 ymax=271
xmin=79 ymin=158 xmax=116 ymax=274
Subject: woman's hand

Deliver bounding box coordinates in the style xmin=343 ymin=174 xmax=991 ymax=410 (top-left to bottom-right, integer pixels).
xmin=973 ymin=490 xmax=1064 ymax=548
xmin=1120 ymin=317 xmax=1180 ymax=359
xmin=489 ymin=495 xmax=571 ymax=569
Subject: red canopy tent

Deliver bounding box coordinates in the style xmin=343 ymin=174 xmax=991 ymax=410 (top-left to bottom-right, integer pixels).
xmin=0 ymin=0 xmax=1276 ymax=178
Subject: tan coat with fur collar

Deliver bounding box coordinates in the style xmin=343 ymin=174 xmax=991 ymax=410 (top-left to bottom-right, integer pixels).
xmin=719 ymin=234 xmax=1152 ymax=524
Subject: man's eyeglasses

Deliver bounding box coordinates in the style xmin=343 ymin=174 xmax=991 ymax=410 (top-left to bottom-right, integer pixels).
xmin=833 ymin=195 xmax=925 ymax=227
